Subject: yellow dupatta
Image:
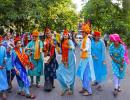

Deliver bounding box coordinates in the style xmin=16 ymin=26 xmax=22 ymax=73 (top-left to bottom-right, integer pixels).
xmin=34 ymin=38 xmax=40 ymax=60
xmin=80 ymin=36 xmax=88 ymax=59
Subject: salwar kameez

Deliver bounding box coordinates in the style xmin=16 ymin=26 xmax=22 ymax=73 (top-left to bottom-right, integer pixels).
xmin=44 ymin=52 xmax=58 ymax=91
xmin=109 ymin=43 xmax=127 ymax=89
xmin=91 ymin=39 xmax=107 ymax=84
xmin=26 ymin=40 xmax=43 ymax=85
xmin=43 ymin=37 xmax=59 ymax=91
xmin=12 ymin=48 xmax=31 ymax=95
xmin=0 ymin=46 xmax=8 ymax=92
xmin=3 ymin=40 xmax=15 ymax=90
xmin=109 ymin=33 xmax=129 ymax=96
xmin=77 ymin=37 xmax=94 ymax=94
xmin=57 ymin=40 xmax=76 ymax=92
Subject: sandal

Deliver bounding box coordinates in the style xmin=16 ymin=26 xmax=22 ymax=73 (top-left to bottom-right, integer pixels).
xmin=17 ymin=91 xmax=25 ymax=96
xmin=52 ymin=86 xmax=55 ymax=88
xmin=82 ymin=91 xmax=92 ymax=96
xmin=79 ymin=88 xmax=86 ymax=93
xmin=26 ymin=94 xmax=36 ymax=99
xmin=118 ymin=86 xmax=122 ymax=92
xmin=92 ymin=82 xmax=98 ymax=86
xmin=96 ymin=85 xmax=103 ymax=91
xmin=113 ymin=89 xmax=118 ymax=97
xmin=36 ymin=84 xmax=40 ymax=88
xmin=7 ymin=88 xmax=12 ymax=93
xmin=30 ymin=83 xmax=35 ymax=88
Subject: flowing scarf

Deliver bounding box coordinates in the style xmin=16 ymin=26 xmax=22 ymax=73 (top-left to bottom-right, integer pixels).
xmin=34 ymin=38 xmax=40 ymax=60
xmin=14 ymin=47 xmax=34 ymax=69
xmin=119 ymin=41 xmax=130 ymax=64
xmin=44 ymin=38 xmax=55 ymax=57
xmin=81 ymin=36 xmax=88 ymax=59
xmin=61 ymin=39 xmax=69 ymax=63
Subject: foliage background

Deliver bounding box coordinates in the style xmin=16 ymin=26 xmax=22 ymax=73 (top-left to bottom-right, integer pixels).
xmin=81 ymin=0 xmax=130 ymax=46
xmin=0 ymin=0 xmax=79 ymax=32
xmin=0 ymin=0 xmax=130 ymax=45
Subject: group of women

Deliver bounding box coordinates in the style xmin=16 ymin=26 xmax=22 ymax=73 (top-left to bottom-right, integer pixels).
xmin=0 ymin=23 xmax=129 ymax=100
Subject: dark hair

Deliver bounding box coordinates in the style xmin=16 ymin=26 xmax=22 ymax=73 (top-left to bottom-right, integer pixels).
xmin=61 ymin=34 xmax=70 ymax=48
xmin=14 ymin=37 xmax=21 ymax=45
xmin=14 ymin=40 xmax=20 ymax=45
xmin=71 ymin=30 xmax=75 ymax=33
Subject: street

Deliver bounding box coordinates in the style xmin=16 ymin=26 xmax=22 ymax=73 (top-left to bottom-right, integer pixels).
xmin=6 ymin=48 xmax=130 ymax=100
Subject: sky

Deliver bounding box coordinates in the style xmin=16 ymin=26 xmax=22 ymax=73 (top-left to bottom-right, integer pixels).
xmin=72 ymin=0 xmax=85 ymax=12
xmin=72 ymin=0 xmax=121 ymax=12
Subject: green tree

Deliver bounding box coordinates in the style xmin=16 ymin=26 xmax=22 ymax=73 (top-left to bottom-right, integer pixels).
xmin=0 ymin=0 xmax=79 ymax=33
xmin=81 ymin=0 xmax=130 ymax=46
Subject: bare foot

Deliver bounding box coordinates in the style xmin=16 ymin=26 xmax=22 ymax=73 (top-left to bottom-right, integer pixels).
xmin=60 ymin=91 xmax=66 ymax=96
xmin=66 ymin=90 xmax=73 ymax=95
xmin=2 ymin=92 xmax=7 ymax=100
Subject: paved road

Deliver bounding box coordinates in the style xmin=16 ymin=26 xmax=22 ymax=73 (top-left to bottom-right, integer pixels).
xmin=4 ymin=48 xmax=130 ymax=100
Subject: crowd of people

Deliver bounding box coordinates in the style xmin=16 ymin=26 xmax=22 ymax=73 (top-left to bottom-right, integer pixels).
xmin=0 ymin=22 xmax=129 ymax=100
